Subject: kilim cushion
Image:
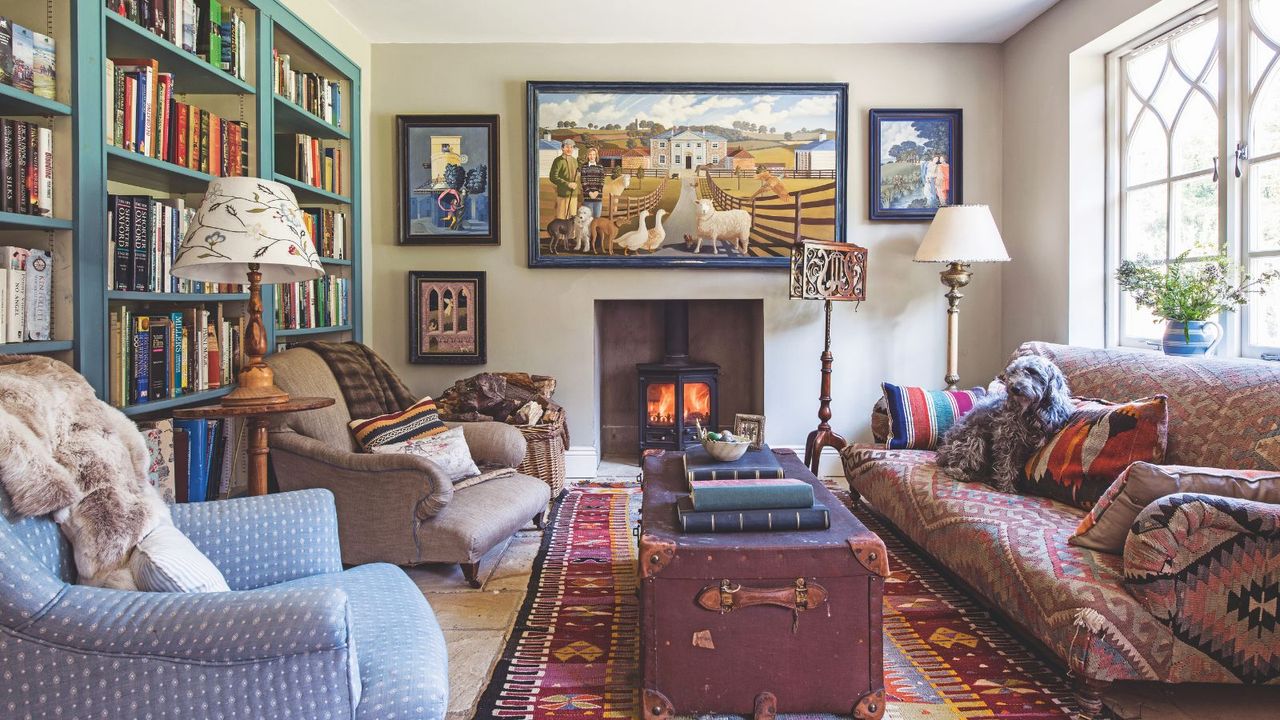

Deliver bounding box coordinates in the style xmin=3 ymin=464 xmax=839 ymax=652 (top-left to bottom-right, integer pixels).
xmin=1071 ymin=461 xmax=1280 ymax=553
xmin=349 ymin=395 xmax=449 ymax=450
xmin=1022 ymin=396 xmax=1169 ymax=510
xmin=881 ymin=383 xmax=985 ymax=450
xmin=371 ymin=426 xmax=480 ymax=482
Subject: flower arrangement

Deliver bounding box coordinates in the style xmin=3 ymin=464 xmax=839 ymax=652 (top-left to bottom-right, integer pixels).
xmin=1116 ymin=252 xmax=1279 ymax=326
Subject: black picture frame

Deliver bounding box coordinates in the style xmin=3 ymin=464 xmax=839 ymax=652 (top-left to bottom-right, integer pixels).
xmin=397 ymin=114 xmax=501 ymax=245
xmin=868 ymin=109 xmax=963 ymax=221
xmin=408 ymin=271 xmax=487 ymax=365
xmin=526 ymin=81 xmax=849 ymax=268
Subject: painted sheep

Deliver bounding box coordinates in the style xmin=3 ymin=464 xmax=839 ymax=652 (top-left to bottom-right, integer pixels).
xmin=693 ymin=199 xmax=752 ymax=255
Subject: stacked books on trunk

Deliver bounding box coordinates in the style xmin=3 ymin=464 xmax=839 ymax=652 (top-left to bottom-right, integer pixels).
xmin=678 ymin=446 xmax=830 ymax=533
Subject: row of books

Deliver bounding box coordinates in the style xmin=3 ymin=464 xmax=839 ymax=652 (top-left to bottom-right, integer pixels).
xmin=677 ymin=445 xmax=829 ymax=533
xmin=277 ymin=133 xmax=343 ymax=195
xmin=0 ymin=247 xmax=51 ymax=343
xmin=273 ymin=51 xmax=343 ymax=127
xmin=107 ymin=57 xmax=250 ymax=178
xmin=107 ymin=194 xmax=243 ymax=294
xmin=139 ymin=418 xmax=237 ymax=503
xmin=106 ymin=1 xmax=249 ymax=81
xmin=0 ymin=120 xmax=53 ymax=217
xmin=302 ymin=208 xmax=347 ymax=259
xmin=274 ymin=276 xmax=349 ymax=330
xmin=0 ymin=18 xmax=56 ymax=101
xmin=108 ymin=304 xmax=245 ymax=408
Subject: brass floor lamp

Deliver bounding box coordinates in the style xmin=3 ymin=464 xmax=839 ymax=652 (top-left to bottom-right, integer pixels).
xmin=914 ymin=205 xmax=1009 ymax=389
xmin=791 ymin=238 xmax=868 ymax=476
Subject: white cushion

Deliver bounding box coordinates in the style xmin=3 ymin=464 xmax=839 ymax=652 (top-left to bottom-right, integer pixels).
xmin=129 ymin=524 xmax=231 ymax=593
xmin=372 ymin=426 xmax=480 ymax=482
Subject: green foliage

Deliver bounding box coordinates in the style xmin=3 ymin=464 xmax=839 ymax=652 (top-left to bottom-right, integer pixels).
xmin=1116 ymin=252 xmax=1280 ymax=322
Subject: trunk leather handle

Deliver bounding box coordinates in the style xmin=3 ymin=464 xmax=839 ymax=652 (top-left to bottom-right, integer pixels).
xmin=696 ymin=578 xmax=829 ymax=613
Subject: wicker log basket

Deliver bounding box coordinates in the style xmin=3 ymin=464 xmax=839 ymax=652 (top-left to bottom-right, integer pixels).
xmin=516 ymin=415 xmax=568 ymax=498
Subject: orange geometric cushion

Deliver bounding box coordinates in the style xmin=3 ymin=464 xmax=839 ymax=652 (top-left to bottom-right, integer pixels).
xmin=349 ymin=396 xmax=449 ymax=450
xmin=1022 ymin=396 xmax=1169 ymax=510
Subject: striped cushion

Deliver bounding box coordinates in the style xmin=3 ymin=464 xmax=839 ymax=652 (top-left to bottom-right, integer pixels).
xmin=349 ymin=395 xmax=449 ymax=450
xmin=882 ymin=383 xmax=985 ymax=450
xmin=129 ymin=524 xmax=231 ymax=593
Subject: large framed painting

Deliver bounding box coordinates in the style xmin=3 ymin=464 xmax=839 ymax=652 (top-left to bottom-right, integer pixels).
xmin=408 ymin=271 xmax=486 ymax=364
xmin=526 ymin=81 xmax=849 ymax=268
xmin=397 ymin=115 xmax=500 ymax=245
xmin=868 ymin=109 xmax=962 ymax=221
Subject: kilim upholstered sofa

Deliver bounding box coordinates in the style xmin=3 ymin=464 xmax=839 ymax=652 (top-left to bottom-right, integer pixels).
xmin=843 ymin=342 xmax=1280 ymax=717
xmin=0 ymin=486 xmax=449 ymax=719
xmin=266 ymin=347 xmax=551 ymax=587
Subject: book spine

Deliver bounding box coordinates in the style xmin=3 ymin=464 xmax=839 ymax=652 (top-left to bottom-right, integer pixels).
xmin=111 ymin=196 xmax=131 ymax=290
xmin=686 ymin=468 xmax=787 ymax=483
xmin=148 ymin=319 xmax=168 ymax=399
xmin=0 ymin=120 xmax=12 ymax=214
xmin=690 ymin=483 xmax=815 ymax=512
xmin=679 ymin=506 xmax=831 ymax=534
xmin=23 ymin=248 xmax=50 ymax=341
xmin=37 ymin=127 xmax=52 ymax=217
xmin=3 ymin=248 xmax=25 ymax=342
xmin=170 ymin=311 xmax=184 ymax=393
xmin=132 ymin=316 xmax=150 ymax=403
xmin=12 ymin=121 xmax=27 ymax=215
xmin=132 ymin=196 xmax=149 ymax=291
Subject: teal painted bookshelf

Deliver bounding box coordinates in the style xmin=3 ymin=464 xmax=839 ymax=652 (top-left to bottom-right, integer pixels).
xmin=54 ymin=0 xmax=364 ymax=416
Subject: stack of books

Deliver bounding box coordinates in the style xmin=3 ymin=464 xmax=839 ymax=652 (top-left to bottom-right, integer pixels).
xmin=1 ymin=120 xmax=54 ymax=217
xmin=0 ymin=246 xmax=52 ymax=343
xmin=108 ymin=194 xmax=242 ymax=294
xmin=677 ymin=445 xmax=830 ymax=533
xmin=138 ymin=417 xmax=236 ymax=503
xmin=108 ymin=304 xmax=245 ymax=407
xmin=273 ymin=51 xmax=343 ymax=127
xmin=277 ymin=133 xmax=343 ymax=195
xmin=301 ymin=207 xmax=347 ymax=259
xmin=0 ymin=18 xmax=57 ymax=100
xmin=274 ymin=275 xmax=348 ymax=330
xmin=106 ymin=1 xmax=248 ymax=81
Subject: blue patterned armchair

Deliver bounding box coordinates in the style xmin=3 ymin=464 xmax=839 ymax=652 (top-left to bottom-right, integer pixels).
xmin=0 ymin=486 xmax=449 ymax=719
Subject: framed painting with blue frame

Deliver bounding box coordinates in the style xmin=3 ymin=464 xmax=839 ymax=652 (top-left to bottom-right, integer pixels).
xmin=868 ymin=109 xmax=962 ymax=221
xmin=397 ymin=114 xmax=500 ymax=245
xmin=526 ymin=81 xmax=849 ymax=268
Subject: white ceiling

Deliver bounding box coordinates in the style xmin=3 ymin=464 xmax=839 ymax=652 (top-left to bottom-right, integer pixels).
xmin=324 ymin=0 xmax=1061 ymax=45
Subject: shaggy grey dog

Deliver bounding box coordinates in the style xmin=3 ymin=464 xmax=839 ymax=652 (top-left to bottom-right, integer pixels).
xmin=936 ymin=355 xmax=1075 ymax=493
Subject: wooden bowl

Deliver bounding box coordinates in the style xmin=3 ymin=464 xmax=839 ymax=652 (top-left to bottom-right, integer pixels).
xmin=701 ymin=437 xmax=750 ymax=462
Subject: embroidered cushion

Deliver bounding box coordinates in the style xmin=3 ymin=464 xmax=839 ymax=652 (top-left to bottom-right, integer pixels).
xmin=349 ymin=395 xmax=449 ymax=450
xmin=1022 ymin=396 xmax=1169 ymax=510
xmin=372 ymin=426 xmax=480 ymax=482
xmin=881 ymin=383 xmax=985 ymax=450
xmin=1071 ymin=461 xmax=1280 ymax=553
xmin=129 ymin=525 xmax=231 ymax=593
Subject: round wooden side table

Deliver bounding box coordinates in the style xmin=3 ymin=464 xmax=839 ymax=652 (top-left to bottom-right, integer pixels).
xmin=173 ymin=396 xmax=335 ymax=497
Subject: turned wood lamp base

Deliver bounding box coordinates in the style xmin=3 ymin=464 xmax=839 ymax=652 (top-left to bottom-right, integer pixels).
xmin=221 ymin=267 xmax=290 ymax=407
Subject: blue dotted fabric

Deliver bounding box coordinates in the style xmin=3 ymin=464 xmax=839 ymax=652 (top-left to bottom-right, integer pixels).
xmin=1 ymin=486 xmax=448 ymax=719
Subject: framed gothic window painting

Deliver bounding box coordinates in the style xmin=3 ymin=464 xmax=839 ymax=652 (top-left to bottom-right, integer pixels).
xmin=409 ymin=271 xmax=487 ymax=364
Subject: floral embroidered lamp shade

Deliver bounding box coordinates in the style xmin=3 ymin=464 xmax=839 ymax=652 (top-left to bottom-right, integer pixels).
xmin=172 ymin=177 xmax=324 ymax=406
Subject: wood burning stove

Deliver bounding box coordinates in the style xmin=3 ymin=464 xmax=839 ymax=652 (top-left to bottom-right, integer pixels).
xmin=637 ymin=301 xmax=719 ymax=453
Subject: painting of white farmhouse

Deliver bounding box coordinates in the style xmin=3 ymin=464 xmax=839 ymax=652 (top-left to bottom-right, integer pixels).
xmin=527 ymin=82 xmax=848 ymax=268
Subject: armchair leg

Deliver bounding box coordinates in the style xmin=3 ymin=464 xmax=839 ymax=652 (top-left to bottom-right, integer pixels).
xmin=1072 ymin=677 xmax=1110 ymax=720
xmin=533 ymin=511 xmax=546 ymax=529
xmin=461 ymin=562 xmax=482 ymax=589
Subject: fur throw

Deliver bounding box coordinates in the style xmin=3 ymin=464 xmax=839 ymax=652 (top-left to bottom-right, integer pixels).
xmin=936 ymin=355 xmax=1075 ymax=493
xmin=0 ymin=355 xmax=170 ymax=588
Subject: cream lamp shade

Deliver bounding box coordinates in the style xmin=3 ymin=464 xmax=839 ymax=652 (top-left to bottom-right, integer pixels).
xmin=171 ymin=177 xmax=324 ymax=283
xmin=914 ymin=204 xmax=1010 ymax=264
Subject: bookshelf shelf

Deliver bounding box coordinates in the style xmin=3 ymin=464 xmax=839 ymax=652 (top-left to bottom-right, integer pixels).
xmin=0 ymin=212 xmax=73 ymax=231
xmin=273 ymin=173 xmax=350 ymax=204
xmin=273 ymin=94 xmax=348 ymax=140
xmin=105 ymin=145 xmax=217 ymax=193
xmin=0 ymin=84 xmax=72 ymax=117
xmin=0 ymin=340 xmax=74 ymax=355
xmin=107 ymin=291 xmax=251 ymax=303
xmin=275 ymin=324 xmax=353 ymax=338
xmin=318 ymin=257 xmax=351 ymax=266
xmin=104 ymin=11 xmax=256 ymax=96
xmin=120 ymin=386 xmax=236 ymax=418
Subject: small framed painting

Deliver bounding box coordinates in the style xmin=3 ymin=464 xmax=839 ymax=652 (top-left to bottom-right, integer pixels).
xmin=733 ymin=413 xmax=766 ymax=450
xmin=397 ymin=114 xmax=500 ymax=245
xmin=408 ymin=271 xmax=486 ymax=364
xmin=868 ymin=109 xmax=962 ymax=221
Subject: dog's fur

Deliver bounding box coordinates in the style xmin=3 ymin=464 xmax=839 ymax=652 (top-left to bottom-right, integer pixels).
xmin=936 ymin=355 xmax=1075 ymax=493
xmin=546 ymin=217 xmax=575 ymax=254
xmin=0 ymin=356 xmax=171 ymax=588
xmin=591 ymin=217 xmax=621 ymax=254
xmin=572 ymin=206 xmax=594 ymax=252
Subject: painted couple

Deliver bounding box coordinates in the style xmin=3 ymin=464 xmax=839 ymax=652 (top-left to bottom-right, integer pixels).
xmin=550 ymin=138 xmax=608 ymax=220
xmin=918 ymin=154 xmax=951 ymax=206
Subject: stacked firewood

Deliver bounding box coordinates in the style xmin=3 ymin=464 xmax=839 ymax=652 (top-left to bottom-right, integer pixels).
xmin=435 ymin=372 xmax=564 ymax=427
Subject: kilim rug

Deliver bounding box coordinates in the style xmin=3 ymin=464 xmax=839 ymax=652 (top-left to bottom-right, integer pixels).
xmin=473 ymin=482 xmax=1085 ymax=719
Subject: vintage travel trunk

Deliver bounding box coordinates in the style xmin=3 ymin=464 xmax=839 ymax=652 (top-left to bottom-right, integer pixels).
xmin=638 ymin=449 xmax=887 ymax=720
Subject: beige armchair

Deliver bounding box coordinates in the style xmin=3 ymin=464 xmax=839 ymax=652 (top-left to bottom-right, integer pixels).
xmin=265 ymin=347 xmax=551 ymax=587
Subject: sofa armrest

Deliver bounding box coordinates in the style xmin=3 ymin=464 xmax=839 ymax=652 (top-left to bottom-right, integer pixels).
xmin=1124 ymin=493 xmax=1280 ymax=623
xmin=270 ymin=430 xmax=454 ymax=519
xmin=455 ymin=421 xmax=528 ymax=468
xmin=171 ymin=489 xmax=343 ymax=590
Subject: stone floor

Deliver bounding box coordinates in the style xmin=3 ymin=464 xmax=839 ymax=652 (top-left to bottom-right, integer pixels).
xmin=408 ymin=459 xmax=1278 ymax=720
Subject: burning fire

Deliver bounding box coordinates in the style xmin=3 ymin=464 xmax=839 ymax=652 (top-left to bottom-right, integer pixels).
xmin=646 ymin=382 xmax=712 ymax=426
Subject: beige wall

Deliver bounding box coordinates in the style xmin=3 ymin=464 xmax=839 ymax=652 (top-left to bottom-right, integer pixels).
xmin=1001 ymin=0 xmax=1199 ymax=352
xmin=368 ymin=43 xmax=1005 ymax=455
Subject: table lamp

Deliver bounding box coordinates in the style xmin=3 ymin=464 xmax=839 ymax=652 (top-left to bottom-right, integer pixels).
xmin=171 ymin=177 xmax=324 ymax=406
xmin=914 ymin=204 xmax=1009 ymax=389
xmin=790 ymin=238 xmax=868 ymax=476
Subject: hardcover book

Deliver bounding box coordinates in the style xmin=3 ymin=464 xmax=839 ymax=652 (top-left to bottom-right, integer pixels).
xmin=1 ymin=246 xmax=26 ymax=343
xmin=32 ymin=31 xmax=53 ymax=100
xmin=676 ymin=497 xmax=830 ymax=534
xmin=689 ymin=478 xmax=815 ymax=512
xmin=10 ymin=22 xmax=32 ymax=92
xmin=138 ymin=419 xmax=177 ymax=502
xmin=0 ymin=19 xmax=12 ymax=86
xmin=683 ymin=445 xmax=784 ymax=482
xmin=148 ymin=316 xmax=170 ymax=400
xmin=36 ymin=126 xmax=51 ymax=216
xmin=23 ymin=248 xmax=50 ymax=341
xmin=174 ymin=418 xmax=209 ymax=502
xmin=132 ymin=315 xmax=150 ymax=403
xmin=0 ymin=120 xmax=11 ymax=213
xmin=12 ymin=119 xmax=26 ymax=214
